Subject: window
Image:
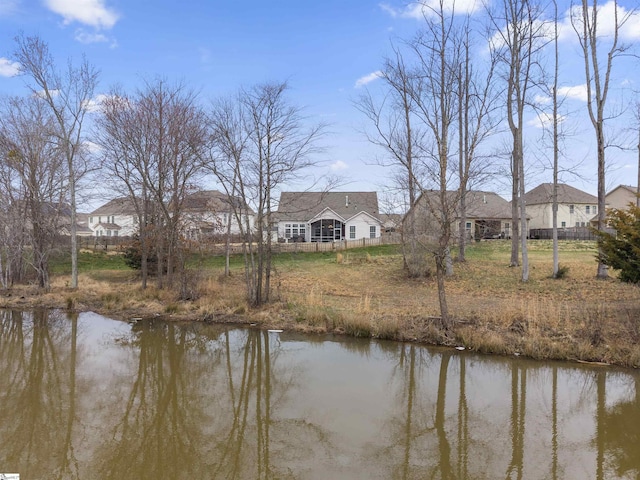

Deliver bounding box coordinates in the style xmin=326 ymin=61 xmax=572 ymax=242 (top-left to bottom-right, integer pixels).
xmin=575 ymin=222 xmax=580 ymax=227
xmin=89 ymin=216 xmax=93 ymax=224
xmin=98 ymin=216 xmax=102 ymax=223
xmin=465 ymin=222 xmax=472 ymax=232
xmin=569 ymin=205 xmax=574 ymax=214
xmin=586 ymin=206 xmax=590 ymax=214
xmin=593 ymin=205 xmax=597 ymax=214
xmin=350 ymin=225 xmax=356 ymax=239
xmin=107 ymin=230 xmax=112 ymax=236
xmin=114 ymin=231 xmax=118 ymax=237
xmin=561 ymin=221 xmax=566 ymax=227
xmin=370 ymin=226 xmax=376 ymax=238
xmin=285 ymin=223 xmax=306 ymax=239
xmin=581 ymin=222 xmax=586 ymax=227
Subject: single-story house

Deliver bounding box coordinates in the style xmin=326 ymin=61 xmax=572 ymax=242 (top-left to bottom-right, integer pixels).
xmin=275 ymin=191 xmax=383 ymax=242
xmin=523 ymin=183 xmax=599 ymax=230
xmin=605 ymin=185 xmax=638 ymax=211
xmin=407 ymin=190 xmax=518 ymax=241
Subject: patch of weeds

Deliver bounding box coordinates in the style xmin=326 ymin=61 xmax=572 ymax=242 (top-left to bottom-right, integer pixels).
xmin=553 ymin=264 xmax=570 ymax=279
xmin=165 ymin=303 xmax=179 ymax=314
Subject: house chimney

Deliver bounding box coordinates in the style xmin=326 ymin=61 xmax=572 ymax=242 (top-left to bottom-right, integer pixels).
xmin=346 ymin=195 xmax=349 ymax=207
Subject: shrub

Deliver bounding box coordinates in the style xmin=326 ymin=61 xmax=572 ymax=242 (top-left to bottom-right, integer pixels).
xmin=595 ymin=203 xmax=640 ymax=283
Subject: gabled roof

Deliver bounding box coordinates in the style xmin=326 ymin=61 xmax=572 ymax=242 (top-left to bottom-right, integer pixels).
xmin=606 ymin=184 xmax=637 ymax=196
xmin=524 ymin=183 xmax=597 ymax=205
xmin=412 ymin=190 xmax=514 ymax=220
xmin=90 ymin=197 xmax=138 ymax=216
xmin=182 ymin=190 xmax=255 ymax=214
xmin=277 ymin=191 xmax=380 ymax=221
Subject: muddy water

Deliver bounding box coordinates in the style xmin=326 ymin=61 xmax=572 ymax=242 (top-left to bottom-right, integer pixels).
xmin=0 ymin=309 xmax=638 ymax=479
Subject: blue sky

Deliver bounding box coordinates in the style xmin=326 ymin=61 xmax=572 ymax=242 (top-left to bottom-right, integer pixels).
xmin=1 ymin=0 xmax=639 ymax=210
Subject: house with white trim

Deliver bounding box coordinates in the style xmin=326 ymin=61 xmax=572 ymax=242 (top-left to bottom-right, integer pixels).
xmin=88 ymin=197 xmax=138 ymax=237
xmin=523 ymin=183 xmax=599 ymax=230
xmin=181 ymin=190 xmax=255 ymax=240
xmin=275 ymin=192 xmax=383 ymax=242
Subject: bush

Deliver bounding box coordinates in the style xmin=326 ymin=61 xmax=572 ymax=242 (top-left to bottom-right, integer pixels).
xmin=595 ymin=203 xmax=640 ymax=283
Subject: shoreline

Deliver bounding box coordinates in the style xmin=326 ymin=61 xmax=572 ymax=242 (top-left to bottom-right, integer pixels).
xmin=2 ymin=277 xmax=638 ymax=370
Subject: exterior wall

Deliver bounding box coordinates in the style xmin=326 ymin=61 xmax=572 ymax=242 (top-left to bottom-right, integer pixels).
xmin=88 ymin=213 xmax=137 ymax=237
xmin=527 ymin=203 xmax=598 ymax=229
xmin=278 ymin=213 xmax=381 ymax=242
xmin=184 ymin=211 xmax=255 ymax=238
xmin=345 ymin=213 xmax=381 ymax=240
xmin=277 ymin=220 xmax=309 ymax=242
xmin=606 ymin=188 xmax=637 ymax=211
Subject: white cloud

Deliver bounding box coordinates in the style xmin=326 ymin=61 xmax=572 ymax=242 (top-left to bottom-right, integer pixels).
xmin=380 ymin=0 xmax=482 ymax=18
xmin=535 ymin=94 xmax=552 ymax=106
xmin=44 ymin=0 xmax=119 ymax=29
xmin=558 ymin=84 xmax=588 ymax=102
xmin=74 ymin=29 xmax=109 ymax=44
xmin=83 ymin=93 xmax=111 ymax=112
xmin=330 ymin=160 xmax=349 ymax=171
xmin=560 ymin=1 xmax=640 ymax=43
xmin=355 ymin=70 xmax=382 ymax=88
xmin=527 ymin=112 xmax=566 ymax=129
xmin=0 ymin=57 xmax=20 ymax=77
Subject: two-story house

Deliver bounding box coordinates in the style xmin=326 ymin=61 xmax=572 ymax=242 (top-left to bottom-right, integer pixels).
xmin=524 ymin=183 xmax=599 ymax=231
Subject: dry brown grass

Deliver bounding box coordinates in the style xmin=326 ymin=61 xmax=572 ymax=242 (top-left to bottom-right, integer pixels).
xmin=2 ymin=240 xmax=639 ymax=367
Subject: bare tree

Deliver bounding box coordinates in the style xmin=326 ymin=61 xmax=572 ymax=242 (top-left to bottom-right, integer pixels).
xmin=355 ymin=47 xmax=427 ymax=276
xmin=95 ymin=90 xmax=155 ymax=288
xmin=0 ymin=95 xmax=67 ymax=289
xmin=97 ymin=80 xmax=208 ymax=290
xmin=571 ymin=0 xmax=634 ymax=278
xmin=456 ymin=17 xmax=499 ymax=262
xmin=489 ymin=0 xmax=546 ymax=281
xmin=13 ymin=34 xmax=99 ymax=289
xmin=207 ymin=81 xmax=326 ymax=306
xmin=206 ymin=96 xmax=253 ymax=280
xmin=407 ymin=0 xmax=464 ymax=327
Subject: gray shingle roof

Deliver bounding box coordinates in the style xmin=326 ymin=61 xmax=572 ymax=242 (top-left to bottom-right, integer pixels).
xmin=277 ymin=191 xmax=380 ymax=221
xmin=524 ymin=183 xmax=597 ymax=205
xmin=90 ymin=197 xmax=138 ymax=215
xmin=182 ymin=190 xmax=255 ymax=214
xmin=414 ymin=190 xmax=514 ymax=220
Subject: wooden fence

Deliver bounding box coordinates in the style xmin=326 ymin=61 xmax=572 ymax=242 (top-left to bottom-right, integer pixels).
xmin=187 ymin=233 xmax=402 ymax=256
xmin=79 ymin=233 xmax=402 ymax=255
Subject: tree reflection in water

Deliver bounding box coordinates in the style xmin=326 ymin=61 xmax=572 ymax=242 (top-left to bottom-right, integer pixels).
xmin=0 ymin=309 xmax=80 ymax=479
xmin=0 ymin=311 xmax=640 ymax=479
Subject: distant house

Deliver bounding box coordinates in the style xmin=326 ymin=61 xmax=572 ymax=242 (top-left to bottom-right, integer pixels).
xmin=606 ymin=185 xmax=638 ymax=211
xmin=181 ymin=190 xmax=255 ymax=240
xmin=88 ymin=197 xmax=138 ymax=237
xmin=275 ymin=191 xmax=383 ymax=242
xmin=524 ymin=183 xmax=599 ymax=230
xmin=408 ymin=190 xmax=517 ymax=241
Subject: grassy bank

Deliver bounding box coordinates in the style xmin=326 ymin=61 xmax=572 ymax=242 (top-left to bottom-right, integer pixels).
xmin=2 ymin=240 xmax=640 ymax=368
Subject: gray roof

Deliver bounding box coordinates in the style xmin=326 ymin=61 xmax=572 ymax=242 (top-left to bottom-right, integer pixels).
xmin=90 ymin=197 xmax=138 ymax=215
xmin=182 ymin=190 xmax=254 ymax=214
xmin=524 ymin=183 xmax=597 ymax=205
xmin=413 ymin=190 xmax=514 ymax=220
xmin=277 ymin=191 xmax=380 ymax=221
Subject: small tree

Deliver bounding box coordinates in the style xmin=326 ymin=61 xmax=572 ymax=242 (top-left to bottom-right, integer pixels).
xmin=596 ymin=204 xmax=640 ymax=283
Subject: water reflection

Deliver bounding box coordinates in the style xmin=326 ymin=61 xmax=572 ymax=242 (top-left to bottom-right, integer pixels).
xmin=0 ymin=310 xmax=639 ymax=479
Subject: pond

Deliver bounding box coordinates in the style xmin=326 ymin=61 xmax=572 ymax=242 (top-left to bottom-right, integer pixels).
xmin=0 ymin=309 xmax=638 ymax=479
